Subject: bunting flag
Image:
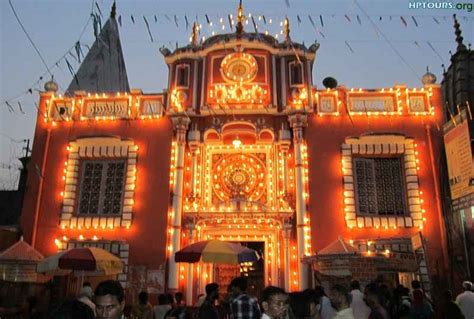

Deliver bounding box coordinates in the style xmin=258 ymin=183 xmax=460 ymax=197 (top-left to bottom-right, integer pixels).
xmin=414 ymin=41 xmax=420 ymax=48
xmin=205 ymin=14 xmax=210 ymax=24
xmin=165 ymin=14 xmax=171 ymax=22
xmin=446 ymin=102 xmax=457 ymax=126
xmin=251 ymin=16 xmax=260 ymax=39
xmin=319 ymin=31 xmax=326 ymax=39
xmin=95 ymin=2 xmax=103 ymax=17
xmin=308 ymin=15 xmax=316 ymax=29
xmin=65 ymin=58 xmax=79 ymax=85
xmin=118 ymin=15 xmax=122 ymax=27
xmin=345 ymin=41 xmax=354 ymax=53
xmin=320 ymin=15 xmax=324 ymax=27
xmin=357 ymin=15 xmax=362 ymax=25
xmin=467 ymin=101 xmax=473 ymax=120
xmin=143 ymin=16 xmax=154 ymax=42
xmin=155 ymin=15 xmax=157 ymax=23
xmin=262 ymin=15 xmax=267 ymax=24
xmin=74 ymin=41 xmax=82 ymax=63
xmin=5 ymin=101 xmax=15 ymax=113
xmin=433 ymin=17 xmax=440 ymax=24
xmin=185 ymin=15 xmax=189 ymax=29
xmin=285 ymin=0 xmax=290 ymax=7
xmin=411 ymin=16 xmax=418 ymax=27
xmin=379 ymin=16 xmax=382 ymax=21
xmin=400 ymin=16 xmax=407 ymax=27
xmin=297 ymin=15 xmax=301 ymax=25
xmin=131 ymin=15 xmax=135 ymax=24
xmin=228 ymin=14 xmax=233 ymax=29
xmin=174 ymin=15 xmax=179 ymax=27
xmin=68 ymin=51 xmax=78 ymax=63
xmin=92 ymin=13 xmax=99 ymax=37
xmin=344 ymin=14 xmax=351 ymax=22
xmin=96 ymin=14 xmax=102 ymax=32
xmin=17 ymin=102 xmax=25 ymax=114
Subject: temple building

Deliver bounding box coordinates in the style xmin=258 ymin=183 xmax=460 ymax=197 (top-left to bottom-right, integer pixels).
xmin=441 ymin=15 xmax=474 ymax=289
xmin=20 ymin=3 xmax=449 ymax=301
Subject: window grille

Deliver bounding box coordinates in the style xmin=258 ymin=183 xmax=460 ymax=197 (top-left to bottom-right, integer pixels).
xmin=78 ymin=160 xmax=126 ymax=215
xmin=354 ymin=157 xmax=406 ymax=216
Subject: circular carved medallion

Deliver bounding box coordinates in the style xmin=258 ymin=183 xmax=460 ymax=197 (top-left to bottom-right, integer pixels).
xmin=212 ymin=153 xmax=266 ymax=201
xmin=220 ymin=53 xmax=258 ymax=83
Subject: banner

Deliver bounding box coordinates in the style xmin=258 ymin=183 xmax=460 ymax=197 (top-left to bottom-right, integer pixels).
xmin=444 ymin=121 xmax=474 ymax=200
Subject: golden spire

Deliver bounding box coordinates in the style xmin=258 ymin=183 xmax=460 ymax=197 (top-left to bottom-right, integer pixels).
xmin=284 ymin=16 xmax=290 ymax=42
xmin=191 ymin=22 xmax=199 ymax=45
xmin=236 ymin=0 xmax=244 ymax=34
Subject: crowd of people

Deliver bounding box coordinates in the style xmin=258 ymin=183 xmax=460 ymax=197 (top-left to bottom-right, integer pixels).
xmin=10 ymin=277 xmax=474 ymax=319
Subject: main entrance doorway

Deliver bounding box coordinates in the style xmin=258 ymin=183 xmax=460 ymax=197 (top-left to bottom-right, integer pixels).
xmin=214 ymin=241 xmax=265 ymax=297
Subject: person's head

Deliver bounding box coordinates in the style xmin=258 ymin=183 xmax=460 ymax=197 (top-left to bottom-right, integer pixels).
xmin=462 ymin=281 xmax=473 ymax=291
xmin=363 ymin=283 xmax=380 ymax=309
xmin=350 ymin=280 xmax=360 ymax=291
xmin=442 ymin=290 xmax=453 ymax=301
xmin=412 ymin=289 xmax=424 ymax=306
xmin=94 ymin=280 xmax=125 ymax=319
xmin=52 ymin=299 xmax=95 ymax=319
xmin=79 ymin=286 xmax=94 ymax=300
xmin=288 ymin=291 xmax=310 ymax=318
xmin=166 ymin=293 xmax=175 ymax=304
xmin=261 ymin=286 xmax=289 ymax=319
xmin=205 ymin=283 xmax=219 ymax=301
xmin=328 ymin=284 xmax=351 ymax=311
xmin=138 ymin=291 xmax=148 ymax=305
xmin=303 ymin=289 xmax=322 ymax=318
xmin=411 ymin=280 xmax=421 ymax=290
xmin=175 ymin=292 xmax=184 ymax=304
xmin=229 ymin=276 xmax=248 ymax=297
xmin=158 ymin=294 xmax=169 ymax=305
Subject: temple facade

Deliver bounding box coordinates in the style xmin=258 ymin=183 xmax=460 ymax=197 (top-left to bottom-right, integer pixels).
xmin=20 ymin=3 xmax=449 ymax=302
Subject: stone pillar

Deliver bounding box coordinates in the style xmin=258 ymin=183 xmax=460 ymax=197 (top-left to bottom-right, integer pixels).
xmin=283 ymin=221 xmax=292 ymax=291
xmin=279 ymin=127 xmax=291 ymax=195
xmin=185 ymin=222 xmax=195 ymax=305
xmin=188 ymin=128 xmax=200 ymax=197
xmin=168 ymin=116 xmax=190 ymax=290
xmin=288 ymin=113 xmax=309 ymax=290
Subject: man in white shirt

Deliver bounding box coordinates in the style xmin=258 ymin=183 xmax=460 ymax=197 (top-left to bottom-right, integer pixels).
xmin=349 ymin=280 xmax=370 ymax=319
xmin=456 ymin=281 xmax=474 ymax=319
xmin=328 ymin=284 xmax=354 ymax=319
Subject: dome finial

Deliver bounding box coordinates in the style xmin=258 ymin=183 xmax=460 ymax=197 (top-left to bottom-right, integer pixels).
xmin=453 ymin=14 xmax=467 ymax=52
xmin=236 ymin=0 xmax=244 ymax=35
xmin=284 ymin=16 xmax=290 ymax=42
xmin=44 ymin=75 xmax=58 ymax=93
xmin=191 ymin=22 xmax=199 ymax=46
xmin=422 ymin=66 xmax=437 ymax=85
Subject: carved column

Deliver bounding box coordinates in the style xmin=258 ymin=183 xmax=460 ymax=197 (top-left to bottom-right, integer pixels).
xmin=288 ymin=113 xmax=309 ymax=290
xmin=168 ymin=116 xmax=190 ymax=290
xmin=279 ymin=127 xmax=291 ymax=195
xmin=185 ymin=222 xmax=195 ymax=305
xmin=188 ymin=128 xmax=200 ymax=198
xmin=283 ymin=221 xmax=292 ymax=291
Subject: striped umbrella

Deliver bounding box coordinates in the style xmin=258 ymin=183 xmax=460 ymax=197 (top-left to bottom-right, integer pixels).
xmin=175 ymin=240 xmax=259 ymax=264
xmin=37 ymin=247 xmax=124 ymax=276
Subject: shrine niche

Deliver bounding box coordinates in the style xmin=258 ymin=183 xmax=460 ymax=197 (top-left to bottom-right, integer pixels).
xmin=207 ymin=49 xmax=271 ymax=111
